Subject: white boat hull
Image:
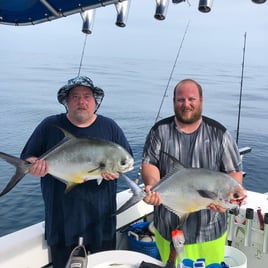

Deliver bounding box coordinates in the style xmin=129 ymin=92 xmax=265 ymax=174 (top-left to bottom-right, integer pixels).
xmin=0 ymin=189 xmax=267 ymax=268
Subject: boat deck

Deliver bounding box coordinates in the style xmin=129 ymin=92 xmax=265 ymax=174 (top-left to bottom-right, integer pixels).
xmin=0 ymin=189 xmax=267 ymax=267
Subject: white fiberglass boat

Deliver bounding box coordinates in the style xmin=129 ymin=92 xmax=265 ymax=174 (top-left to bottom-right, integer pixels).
xmin=0 ymin=183 xmax=268 ymax=267
xmin=0 ymin=1 xmax=267 ymax=267
xmin=0 ymin=148 xmax=267 ymax=268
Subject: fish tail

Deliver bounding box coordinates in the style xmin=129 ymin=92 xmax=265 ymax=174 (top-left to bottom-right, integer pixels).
xmin=115 ymin=174 xmax=146 ymax=215
xmin=0 ymin=152 xmax=29 ymax=196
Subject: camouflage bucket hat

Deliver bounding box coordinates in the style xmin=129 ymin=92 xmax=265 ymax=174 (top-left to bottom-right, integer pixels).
xmin=57 ymin=76 xmax=104 ymax=112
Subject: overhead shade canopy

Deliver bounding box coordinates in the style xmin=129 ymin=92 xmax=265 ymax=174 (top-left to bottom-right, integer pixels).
xmin=0 ymin=0 xmax=121 ymax=26
xmin=1 ymin=0 xmax=266 ymax=26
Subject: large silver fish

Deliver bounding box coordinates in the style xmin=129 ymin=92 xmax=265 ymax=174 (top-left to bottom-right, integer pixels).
xmin=0 ymin=127 xmax=134 ymax=196
xmin=117 ymin=160 xmax=247 ymax=218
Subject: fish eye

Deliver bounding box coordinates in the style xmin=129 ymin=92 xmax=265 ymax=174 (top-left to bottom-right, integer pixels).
xmin=121 ymin=160 xmax=126 ymax=166
xmin=233 ymin=192 xmax=240 ymax=199
xmin=99 ymin=162 xmax=106 ymax=168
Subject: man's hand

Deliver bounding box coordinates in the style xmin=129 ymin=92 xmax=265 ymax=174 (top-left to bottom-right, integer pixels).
xmin=207 ymin=203 xmax=226 ymax=213
xmin=27 ymin=157 xmax=48 ymax=177
xmin=143 ymin=185 xmax=162 ymax=206
xmin=101 ymin=172 xmax=119 ymax=181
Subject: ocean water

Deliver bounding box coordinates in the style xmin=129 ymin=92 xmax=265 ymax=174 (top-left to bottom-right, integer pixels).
xmin=0 ymin=53 xmax=267 ymax=237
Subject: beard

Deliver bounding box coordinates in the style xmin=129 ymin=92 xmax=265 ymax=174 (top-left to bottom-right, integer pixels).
xmin=72 ymin=109 xmax=93 ymax=123
xmin=174 ymin=105 xmax=202 ymax=124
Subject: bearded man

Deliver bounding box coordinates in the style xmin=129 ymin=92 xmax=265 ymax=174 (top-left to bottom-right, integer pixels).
xmin=141 ymin=79 xmax=243 ymax=265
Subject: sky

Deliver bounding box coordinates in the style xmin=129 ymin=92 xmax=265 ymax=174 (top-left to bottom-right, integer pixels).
xmin=1 ymin=0 xmax=268 ymax=65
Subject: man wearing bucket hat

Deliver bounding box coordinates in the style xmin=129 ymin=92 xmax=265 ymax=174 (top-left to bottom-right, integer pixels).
xmin=20 ymin=75 xmax=133 ymax=268
xmin=57 ymin=76 xmax=104 ymax=113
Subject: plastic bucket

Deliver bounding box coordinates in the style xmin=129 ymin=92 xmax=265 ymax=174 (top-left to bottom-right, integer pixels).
xmin=224 ymin=246 xmax=247 ymax=268
xmin=127 ymin=221 xmax=160 ymax=260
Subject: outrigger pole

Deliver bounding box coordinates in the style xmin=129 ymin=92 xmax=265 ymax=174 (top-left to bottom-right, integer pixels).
xmin=236 ymin=32 xmax=247 ymax=145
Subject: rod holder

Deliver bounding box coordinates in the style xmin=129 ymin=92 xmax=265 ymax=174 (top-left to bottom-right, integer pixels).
xmin=80 ymin=9 xmax=96 ymax=34
xmin=244 ymin=208 xmax=254 ymax=247
xmin=198 ymin=0 xmax=213 ymax=13
xmin=154 ymin=0 xmax=169 ymax=20
xmin=115 ymin=0 xmax=131 ymax=27
xmin=227 ymin=209 xmax=237 ymax=246
xmin=263 ymin=213 xmax=268 ymax=253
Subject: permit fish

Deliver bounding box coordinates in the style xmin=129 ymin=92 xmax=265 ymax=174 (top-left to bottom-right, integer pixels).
xmin=117 ymin=159 xmax=247 ymax=219
xmin=0 ymin=127 xmax=134 ymax=196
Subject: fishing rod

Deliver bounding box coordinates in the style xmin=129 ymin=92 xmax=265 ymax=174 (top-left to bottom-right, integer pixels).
xmin=155 ymin=20 xmax=190 ymax=122
xmin=236 ymin=32 xmax=247 ymax=145
xmin=78 ymin=34 xmax=89 ymax=76
xmin=135 ymin=21 xmax=190 ymax=183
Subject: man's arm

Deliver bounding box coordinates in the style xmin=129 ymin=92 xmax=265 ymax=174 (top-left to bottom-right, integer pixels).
xmin=141 ymin=163 xmax=160 ymax=186
xmin=141 ymin=163 xmax=162 ymax=206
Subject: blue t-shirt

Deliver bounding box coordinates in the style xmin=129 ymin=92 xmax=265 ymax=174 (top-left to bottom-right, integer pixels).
xmin=21 ymin=113 xmax=132 ymax=247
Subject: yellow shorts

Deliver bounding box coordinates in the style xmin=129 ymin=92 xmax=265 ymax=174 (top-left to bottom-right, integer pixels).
xmin=155 ymin=228 xmax=227 ymax=266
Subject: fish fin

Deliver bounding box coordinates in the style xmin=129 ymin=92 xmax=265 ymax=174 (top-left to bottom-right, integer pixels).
xmin=164 ymin=204 xmax=189 ymax=229
xmin=163 ymin=204 xmax=185 ymax=218
xmin=178 ymin=213 xmax=189 ymax=229
xmin=53 ymin=125 xmax=77 ymax=139
xmin=96 ymin=178 xmax=103 ymax=185
xmin=152 ymin=165 xmax=184 ymax=190
xmin=115 ymin=173 xmax=145 ymax=215
xmin=64 ymin=182 xmax=78 ymax=193
xmin=0 ymin=152 xmax=29 ymax=196
xmin=83 ymin=174 xmax=103 ymax=185
xmin=197 ymin=189 xmax=218 ymax=200
xmin=116 ymin=194 xmax=145 ymax=215
xmin=38 ymin=125 xmax=77 ymax=160
xmin=38 ymin=137 xmax=72 ymax=160
xmin=161 ymin=151 xmax=185 ymax=170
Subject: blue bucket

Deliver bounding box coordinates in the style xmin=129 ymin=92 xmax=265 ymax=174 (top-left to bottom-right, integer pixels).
xmin=127 ymin=221 xmax=160 ymax=260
